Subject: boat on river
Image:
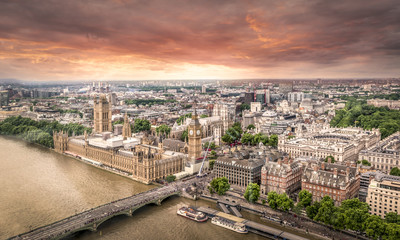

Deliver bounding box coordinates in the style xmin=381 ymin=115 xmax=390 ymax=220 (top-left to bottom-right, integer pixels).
xmin=211 ymin=216 xmax=248 ymax=233
xmin=177 ymin=206 xmax=208 ymax=222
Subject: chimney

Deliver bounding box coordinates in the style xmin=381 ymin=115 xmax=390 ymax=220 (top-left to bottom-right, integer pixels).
xmin=333 ymin=168 xmax=338 ymax=178
xmin=321 ymin=162 xmax=325 ymax=170
xmin=346 ymin=161 xmax=351 ymax=167
xmin=346 ymin=167 xmax=350 ymax=176
xmin=278 ymin=159 xmax=282 ymax=165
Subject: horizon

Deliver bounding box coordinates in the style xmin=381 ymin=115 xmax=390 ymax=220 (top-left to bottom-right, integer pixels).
xmin=0 ymin=0 xmax=399 ymax=81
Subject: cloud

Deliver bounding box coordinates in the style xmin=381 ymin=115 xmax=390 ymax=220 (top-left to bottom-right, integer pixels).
xmin=0 ymin=0 xmax=399 ymax=80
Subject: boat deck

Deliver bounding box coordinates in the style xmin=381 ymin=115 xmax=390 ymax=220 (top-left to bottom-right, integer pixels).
xmin=196 ymin=207 xmax=309 ymax=240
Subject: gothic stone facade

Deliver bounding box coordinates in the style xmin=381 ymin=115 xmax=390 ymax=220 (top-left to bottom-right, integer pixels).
xmin=93 ymin=95 xmax=112 ymax=133
xmin=54 ymin=132 xmax=185 ymax=184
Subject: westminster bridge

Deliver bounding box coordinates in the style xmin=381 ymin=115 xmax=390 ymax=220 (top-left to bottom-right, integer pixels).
xmin=9 ymin=185 xmax=181 ymax=240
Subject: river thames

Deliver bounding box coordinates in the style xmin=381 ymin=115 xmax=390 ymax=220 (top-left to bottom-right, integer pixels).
xmin=0 ymin=136 xmax=315 ymax=240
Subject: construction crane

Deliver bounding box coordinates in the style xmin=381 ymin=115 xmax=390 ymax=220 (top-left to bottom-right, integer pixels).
xmin=198 ymin=136 xmax=213 ymax=177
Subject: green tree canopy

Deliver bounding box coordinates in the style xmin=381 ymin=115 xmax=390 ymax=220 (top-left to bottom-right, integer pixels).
xmin=364 ymin=215 xmax=387 ymax=239
xmin=156 ymin=124 xmax=171 ymax=136
xmin=244 ymin=183 xmax=260 ymax=203
xmin=306 ymin=202 xmax=321 ymax=220
xmin=209 ymin=160 xmax=215 ymax=170
xmin=247 ymin=124 xmax=255 ymax=130
xmin=277 ymin=193 xmax=294 ymax=211
xmin=209 ymin=177 xmax=230 ymax=195
xmin=176 ymin=113 xmax=192 ymax=125
xmin=0 ymin=116 xmax=91 ymax=149
xmin=267 ymin=191 xmax=279 ymax=210
xmin=390 ymin=167 xmax=400 ymax=176
xmin=180 ymin=129 xmax=188 ymax=142
xmin=240 ymin=103 xmax=250 ymax=111
xmin=269 ymin=135 xmax=278 ymax=147
xmin=330 ymin=99 xmax=400 ymax=139
xmin=165 ymin=175 xmax=176 ymax=183
xmin=221 ymin=134 xmax=234 ymax=144
xmin=385 ymin=212 xmax=400 ymax=224
xmin=133 ymin=119 xmax=151 ymax=133
xmin=324 ymin=155 xmax=335 ymax=163
xmin=298 ymin=190 xmax=313 ymax=208
xmin=241 ymin=133 xmax=254 ymax=145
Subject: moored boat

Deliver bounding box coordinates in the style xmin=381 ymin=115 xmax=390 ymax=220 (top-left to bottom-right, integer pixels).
xmin=177 ymin=206 xmax=208 ymax=222
xmin=211 ymin=216 xmax=248 ymax=233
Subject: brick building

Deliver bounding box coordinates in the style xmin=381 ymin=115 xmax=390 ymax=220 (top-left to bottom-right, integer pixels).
xmin=301 ymin=160 xmax=360 ymax=206
xmin=260 ymin=157 xmax=303 ymax=197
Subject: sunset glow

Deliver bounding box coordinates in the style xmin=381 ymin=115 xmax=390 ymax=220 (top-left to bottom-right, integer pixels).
xmin=0 ymin=0 xmax=399 ymax=81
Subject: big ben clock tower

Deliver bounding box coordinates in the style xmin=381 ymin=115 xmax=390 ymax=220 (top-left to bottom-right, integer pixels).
xmin=188 ymin=109 xmax=202 ymax=163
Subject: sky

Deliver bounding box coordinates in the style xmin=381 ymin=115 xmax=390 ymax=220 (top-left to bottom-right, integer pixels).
xmin=0 ymin=0 xmax=399 ymax=81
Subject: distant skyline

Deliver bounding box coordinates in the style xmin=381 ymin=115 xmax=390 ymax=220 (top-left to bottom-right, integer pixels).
xmin=0 ymin=0 xmax=399 ymax=81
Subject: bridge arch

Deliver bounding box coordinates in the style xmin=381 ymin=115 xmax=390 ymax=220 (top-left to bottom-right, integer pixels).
xmin=93 ymin=211 xmax=132 ymax=231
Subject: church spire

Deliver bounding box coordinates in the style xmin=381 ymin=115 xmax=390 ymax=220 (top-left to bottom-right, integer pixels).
xmin=122 ymin=112 xmax=132 ymax=140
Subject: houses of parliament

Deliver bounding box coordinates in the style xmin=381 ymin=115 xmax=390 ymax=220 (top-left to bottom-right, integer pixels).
xmin=54 ymin=94 xmax=203 ymax=184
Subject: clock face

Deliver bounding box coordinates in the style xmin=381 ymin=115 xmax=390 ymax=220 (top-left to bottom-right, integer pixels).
xmin=196 ymin=130 xmax=201 ymax=135
xmin=189 ymin=130 xmax=194 ymax=136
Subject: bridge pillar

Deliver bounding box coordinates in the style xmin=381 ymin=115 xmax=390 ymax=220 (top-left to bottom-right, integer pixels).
xmin=92 ymin=223 xmax=98 ymax=232
xmin=128 ymin=209 xmax=133 ymax=216
xmin=156 ymin=198 xmax=162 ymax=206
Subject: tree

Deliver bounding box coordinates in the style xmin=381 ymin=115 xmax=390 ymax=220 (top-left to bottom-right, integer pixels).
xmin=200 ymin=114 xmax=208 ymax=118
xmin=203 ymin=141 xmax=216 ymax=150
xmin=156 ymin=124 xmax=171 ymax=136
xmin=113 ymin=120 xmax=124 ymax=125
xmin=133 ymin=119 xmax=151 ymax=133
xmin=314 ymin=196 xmax=335 ymax=225
xmin=232 ymin=122 xmax=243 ymax=135
xmin=298 ymin=190 xmax=313 ymax=208
xmin=209 ymin=177 xmax=230 ymax=195
xmin=244 ymin=183 xmax=260 ymax=203
xmin=324 ymin=155 xmax=335 ymax=163
xmin=240 ymin=103 xmax=250 ymax=111
xmin=364 ymin=215 xmax=387 ymax=239
xmin=331 ymin=210 xmax=346 ymax=230
xmin=385 ymin=223 xmax=400 ymax=240
xmin=344 ymin=208 xmax=369 ymax=232
xmin=241 ymin=133 xmax=254 ymax=145
xmin=277 ymin=193 xmax=294 ymax=211
xmin=269 ymin=135 xmax=278 ymax=147
xmin=341 ymin=198 xmax=369 ymax=213
xmin=209 ymin=160 xmax=215 ymax=170
xmin=252 ymin=133 xmax=263 ymax=145
xmin=361 ymin=159 xmax=371 ymax=166
xmin=385 ymin=212 xmax=400 ymax=224
xmin=247 ymin=124 xmax=255 ymax=130
xmin=306 ymin=202 xmax=321 ymax=220
xmin=165 ymin=175 xmax=176 ymax=183
xmin=267 ymin=191 xmax=279 ymax=210
xmin=180 ymin=129 xmax=188 ymax=142
xmin=292 ymin=204 xmax=303 ymax=215
xmin=390 ymin=167 xmax=400 ymax=176
xmin=176 ymin=113 xmax=192 ymax=125
xmin=222 ymin=134 xmax=234 ymax=144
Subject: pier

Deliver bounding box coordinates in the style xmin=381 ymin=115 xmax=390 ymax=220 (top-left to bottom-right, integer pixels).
xmin=197 ymin=207 xmax=309 ymax=240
